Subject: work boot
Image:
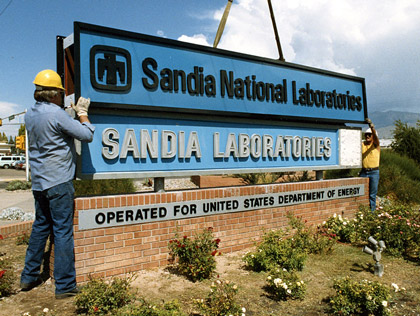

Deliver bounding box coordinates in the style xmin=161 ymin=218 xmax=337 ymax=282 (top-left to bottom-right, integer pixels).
xmin=55 ymin=286 xmax=80 ymax=299
xmin=20 ymin=278 xmax=43 ymax=291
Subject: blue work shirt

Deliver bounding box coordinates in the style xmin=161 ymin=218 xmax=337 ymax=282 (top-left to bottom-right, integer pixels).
xmin=25 ymin=101 xmax=95 ymax=191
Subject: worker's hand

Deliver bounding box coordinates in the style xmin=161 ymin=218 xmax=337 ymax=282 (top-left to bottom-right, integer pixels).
xmin=365 ymin=118 xmax=374 ymax=128
xmin=71 ymin=97 xmax=90 ymax=117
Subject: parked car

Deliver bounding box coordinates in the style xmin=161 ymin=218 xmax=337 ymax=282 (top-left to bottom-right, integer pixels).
xmin=0 ymin=156 xmax=25 ymax=169
xmin=15 ymin=160 xmax=26 ymax=170
xmin=12 ymin=159 xmax=25 ymax=168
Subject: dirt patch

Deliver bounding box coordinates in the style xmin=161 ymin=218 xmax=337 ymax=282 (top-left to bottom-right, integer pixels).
xmin=1 ymin=236 xmax=419 ymax=316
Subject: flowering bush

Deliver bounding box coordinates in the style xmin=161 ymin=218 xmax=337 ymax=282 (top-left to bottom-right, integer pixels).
xmin=116 ymin=298 xmax=186 ymax=316
xmin=243 ymin=229 xmax=306 ymax=272
xmin=328 ymin=277 xmax=392 ymax=316
xmin=266 ymin=268 xmax=306 ymax=301
xmin=0 ymin=252 xmax=14 ymax=297
xmin=194 ymin=279 xmax=246 ymax=316
xmin=168 ymin=227 xmax=221 ymax=282
xmin=16 ymin=232 xmax=30 ymax=245
xmin=75 ymin=274 xmax=136 ymax=315
xmin=322 ymin=213 xmax=357 ymax=243
xmin=354 ymin=202 xmax=420 ymax=258
xmin=287 ymin=214 xmax=337 ymax=255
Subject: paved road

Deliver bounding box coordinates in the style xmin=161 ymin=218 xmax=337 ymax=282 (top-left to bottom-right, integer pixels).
xmin=0 ymin=168 xmax=34 ymax=226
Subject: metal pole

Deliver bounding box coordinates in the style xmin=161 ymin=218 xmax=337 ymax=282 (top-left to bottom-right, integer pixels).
xmin=267 ymin=0 xmax=285 ymax=61
xmin=25 ymin=121 xmax=29 ymax=182
xmin=154 ymin=177 xmax=165 ymax=192
xmin=316 ymin=170 xmax=323 ymax=180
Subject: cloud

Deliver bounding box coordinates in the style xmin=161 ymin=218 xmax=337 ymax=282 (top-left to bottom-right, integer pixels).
xmin=156 ymin=30 xmax=166 ymax=38
xmin=178 ymin=0 xmax=420 ymax=113
xmin=0 ymin=101 xmax=25 ymax=138
xmin=177 ymin=34 xmax=210 ymax=46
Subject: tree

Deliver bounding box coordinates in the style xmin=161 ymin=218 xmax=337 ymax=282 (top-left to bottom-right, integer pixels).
xmin=391 ymin=120 xmax=420 ymax=165
xmin=18 ymin=124 xmax=25 ymax=136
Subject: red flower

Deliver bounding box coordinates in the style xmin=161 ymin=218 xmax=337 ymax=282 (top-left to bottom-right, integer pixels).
xmin=183 ymin=235 xmax=188 ymax=239
xmin=0 ymin=270 xmax=6 ymax=278
xmin=215 ymin=238 xmax=221 ymax=244
xmin=211 ymin=250 xmax=218 ymax=256
xmin=93 ymin=306 xmax=99 ymax=312
xmin=0 ymin=234 xmax=3 ymax=240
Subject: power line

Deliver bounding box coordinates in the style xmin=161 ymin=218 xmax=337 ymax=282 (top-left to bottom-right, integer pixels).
xmin=0 ymin=0 xmax=13 ymax=17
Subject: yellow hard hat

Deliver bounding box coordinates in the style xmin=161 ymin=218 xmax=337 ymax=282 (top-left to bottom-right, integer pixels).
xmin=33 ymin=69 xmax=65 ymax=90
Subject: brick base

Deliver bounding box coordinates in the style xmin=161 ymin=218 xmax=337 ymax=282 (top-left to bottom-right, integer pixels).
xmin=0 ymin=221 xmax=33 ymax=239
xmin=73 ymin=177 xmax=369 ymax=283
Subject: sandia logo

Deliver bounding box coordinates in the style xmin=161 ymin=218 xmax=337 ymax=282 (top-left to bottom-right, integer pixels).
xmin=90 ymin=45 xmax=132 ymax=92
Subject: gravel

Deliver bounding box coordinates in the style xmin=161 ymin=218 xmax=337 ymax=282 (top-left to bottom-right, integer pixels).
xmin=0 ymin=207 xmax=35 ymax=221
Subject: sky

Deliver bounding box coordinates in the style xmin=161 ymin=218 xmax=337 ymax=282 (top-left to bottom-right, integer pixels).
xmin=0 ymin=0 xmax=419 ymax=138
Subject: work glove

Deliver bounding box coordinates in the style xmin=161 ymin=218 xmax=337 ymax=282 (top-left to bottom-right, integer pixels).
xmin=72 ymin=97 xmax=90 ymax=117
xmin=365 ymin=118 xmax=374 ymax=129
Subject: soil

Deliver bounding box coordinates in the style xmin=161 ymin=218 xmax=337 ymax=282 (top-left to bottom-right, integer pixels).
xmin=1 ymin=234 xmax=420 ymax=316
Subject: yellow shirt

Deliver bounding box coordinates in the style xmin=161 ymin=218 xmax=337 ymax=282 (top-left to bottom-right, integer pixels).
xmin=362 ymin=142 xmax=380 ymax=168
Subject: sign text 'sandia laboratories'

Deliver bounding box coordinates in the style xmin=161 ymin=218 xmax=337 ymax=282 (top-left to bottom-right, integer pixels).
xmin=79 ymin=115 xmax=346 ymax=177
xmin=74 ymin=22 xmax=367 ymax=123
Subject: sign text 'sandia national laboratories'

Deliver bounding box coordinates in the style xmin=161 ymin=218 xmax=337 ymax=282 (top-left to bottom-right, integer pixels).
xmin=62 ymin=22 xmax=366 ymax=179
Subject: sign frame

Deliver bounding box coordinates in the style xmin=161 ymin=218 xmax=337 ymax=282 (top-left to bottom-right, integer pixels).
xmin=72 ymin=21 xmax=368 ymax=124
xmin=57 ymin=22 xmax=366 ymax=180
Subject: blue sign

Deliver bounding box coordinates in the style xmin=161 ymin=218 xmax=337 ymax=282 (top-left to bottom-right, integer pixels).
xmin=74 ymin=22 xmax=367 ymax=123
xmin=79 ymin=114 xmax=338 ymax=178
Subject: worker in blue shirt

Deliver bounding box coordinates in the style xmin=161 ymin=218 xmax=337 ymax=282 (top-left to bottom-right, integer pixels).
xmin=20 ymin=69 xmax=95 ymax=299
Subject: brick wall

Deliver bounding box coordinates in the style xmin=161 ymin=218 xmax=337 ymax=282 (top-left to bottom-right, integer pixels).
xmin=0 ymin=220 xmax=33 ymax=239
xmin=73 ymin=177 xmax=369 ymax=283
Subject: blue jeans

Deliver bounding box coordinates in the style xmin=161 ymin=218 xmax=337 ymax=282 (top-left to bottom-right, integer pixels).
xmin=21 ymin=180 xmax=76 ymax=294
xmin=360 ymin=169 xmax=380 ymax=211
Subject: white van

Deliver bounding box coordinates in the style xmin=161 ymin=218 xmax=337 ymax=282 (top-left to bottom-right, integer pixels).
xmin=0 ymin=156 xmax=25 ymax=169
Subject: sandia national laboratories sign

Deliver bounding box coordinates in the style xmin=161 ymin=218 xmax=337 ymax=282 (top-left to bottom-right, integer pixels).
xmin=60 ymin=22 xmax=366 ymax=180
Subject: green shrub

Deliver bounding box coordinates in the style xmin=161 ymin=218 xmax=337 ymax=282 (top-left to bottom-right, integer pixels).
xmin=168 ymin=228 xmax=221 ymax=282
xmin=324 ymin=168 xmax=359 ymax=180
xmin=234 ymin=172 xmax=283 ymax=185
xmin=75 ymin=275 xmax=135 ymax=315
xmin=116 ymin=299 xmax=186 ymax=316
xmin=243 ymin=229 xmax=307 ymax=272
xmin=266 ymin=268 xmax=306 ymax=301
xmin=194 ymin=279 xmax=245 ymax=316
xmin=287 ymin=214 xmax=336 ymax=255
xmin=5 ymin=180 xmax=31 ymax=191
xmin=391 ymin=119 xmax=420 ymax=165
xmin=378 ymin=150 xmax=420 ymax=204
xmin=328 ymin=277 xmax=392 ymax=316
xmin=74 ymin=178 xmax=136 ymax=197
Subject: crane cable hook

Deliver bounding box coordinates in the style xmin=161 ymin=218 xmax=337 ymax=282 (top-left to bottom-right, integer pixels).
xmin=213 ymin=0 xmax=285 ymax=62
xmin=213 ymin=0 xmax=233 ymax=48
